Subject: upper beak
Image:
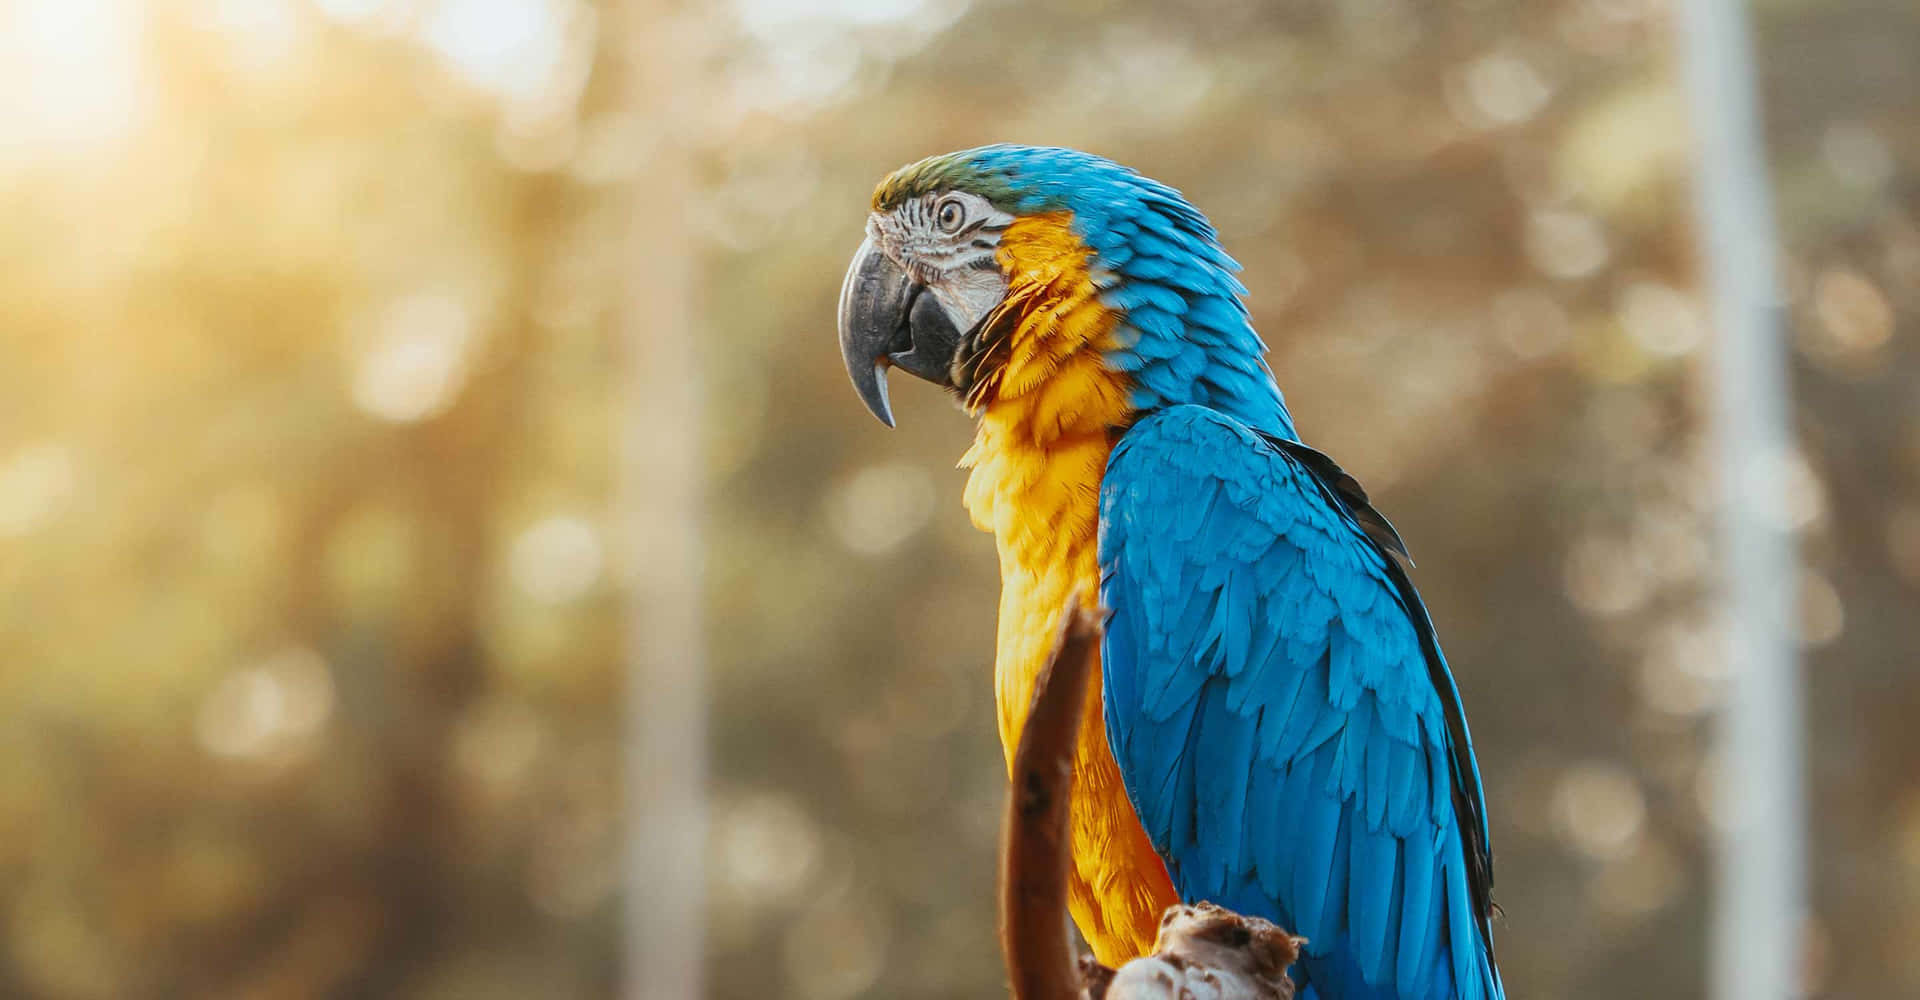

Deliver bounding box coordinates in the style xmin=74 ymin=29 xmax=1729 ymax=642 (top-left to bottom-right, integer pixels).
xmin=836 ymin=234 xmax=962 ymax=427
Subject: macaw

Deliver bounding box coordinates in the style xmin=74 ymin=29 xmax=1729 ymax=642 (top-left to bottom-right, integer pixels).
xmin=835 ymin=145 xmax=1502 ymax=1000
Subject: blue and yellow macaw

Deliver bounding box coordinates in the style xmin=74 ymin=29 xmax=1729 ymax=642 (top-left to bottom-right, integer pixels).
xmin=836 ymin=145 xmax=1502 ymax=1000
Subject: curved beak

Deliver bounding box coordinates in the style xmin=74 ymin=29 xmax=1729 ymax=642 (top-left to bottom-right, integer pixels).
xmin=836 ymin=234 xmax=962 ymax=427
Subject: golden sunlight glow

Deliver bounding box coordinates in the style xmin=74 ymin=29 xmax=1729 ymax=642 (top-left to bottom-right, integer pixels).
xmin=0 ymin=0 xmax=144 ymax=163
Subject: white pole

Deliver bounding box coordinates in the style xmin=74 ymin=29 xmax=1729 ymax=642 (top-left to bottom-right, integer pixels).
xmin=1673 ymin=4 xmax=1805 ymax=1000
xmin=621 ymin=4 xmax=706 ymax=997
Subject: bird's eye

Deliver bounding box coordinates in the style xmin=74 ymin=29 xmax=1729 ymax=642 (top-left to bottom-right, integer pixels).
xmin=936 ymin=198 xmax=966 ymax=234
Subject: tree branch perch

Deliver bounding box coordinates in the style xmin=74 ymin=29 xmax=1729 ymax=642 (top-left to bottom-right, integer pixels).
xmin=998 ymin=595 xmax=1303 ymax=1000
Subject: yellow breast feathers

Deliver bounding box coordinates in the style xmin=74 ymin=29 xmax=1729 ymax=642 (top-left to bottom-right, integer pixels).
xmin=958 ymin=212 xmax=1175 ymax=964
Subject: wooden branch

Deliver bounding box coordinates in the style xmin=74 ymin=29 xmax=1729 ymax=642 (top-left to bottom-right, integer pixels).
xmin=998 ymin=595 xmax=1303 ymax=1000
xmin=1000 ymin=595 xmax=1103 ymax=1000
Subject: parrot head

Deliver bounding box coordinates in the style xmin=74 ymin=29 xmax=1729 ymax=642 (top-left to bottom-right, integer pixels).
xmin=836 ymin=144 xmax=1291 ymax=436
xmin=835 ymin=181 xmax=1013 ymax=428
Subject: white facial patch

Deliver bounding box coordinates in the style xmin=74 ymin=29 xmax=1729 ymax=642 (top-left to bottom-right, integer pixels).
xmin=867 ymin=191 xmax=1013 ymax=334
xmin=931 ymin=269 xmax=1008 ymax=334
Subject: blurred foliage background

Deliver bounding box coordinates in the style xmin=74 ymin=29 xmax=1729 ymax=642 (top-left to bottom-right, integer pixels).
xmin=0 ymin=0 xmax=1916 ymax=998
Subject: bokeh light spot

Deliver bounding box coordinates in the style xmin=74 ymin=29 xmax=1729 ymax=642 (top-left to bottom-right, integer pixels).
xmin=1617 ymin=280 xmax=1703 ymax=358
xmin=717 ymin=792 xmax=823 ymax=906
xmin=1552 ymin=760 xmax=1647 ymax=860
xmin=1738 ymin=447 xmax=1824 ymax=533
xmin=1491 ymin=287 xmax=1574 ymax=360
xmin=0 ymin=443 xmax=76 ymax=537
xmin=1801 ymin=267 xmax=1893 ymax=372
xmin=1526 ymin=209 xmax=1611 ymax=280
xmin=1797 ymin=571 xmax=1844 ymax=647
xmin=350 ymin=291 xmax=477 ymax=423
xmin=509 ymin=515 xmax=604 ymax=605
xmin=196 ymin=646 xmax=336 ymax=759
xmin=1453 ymin=51 xmax=1553 ymax=128
xmin=825 ymin=462 xmax=935 ymax=557
xmin=1638 ymin=621 xmax=1724 ymax=718
xmin=1563 ymin=532 xmax=1651 ymax=617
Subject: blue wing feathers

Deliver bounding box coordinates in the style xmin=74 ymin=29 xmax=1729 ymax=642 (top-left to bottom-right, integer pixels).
xmin=1166 ymin=701 xmax=1208 ymax=864
xmin=1319 ymin=807 xmax=1354 ymax=940
xmin=1386 ymin=736 xmax=1427 ymax=834
xmin=1100 ymin=405 xmax=1499 ymax=1000
xmin=1397 ymin=831 xmax=1440 ymax=995
xmin=1288 ymin=760 xmax=1342 ymax=940
xmin=1364 ymin=710 xmax=1395 ymax=830
xmin=1192 ymin=680 xmax=1256 ymax=886
xmin=1447 ymin=854 xmax=1482 ymax=1000
xmin=1349 ymin=825 xmax=1400 ymax=981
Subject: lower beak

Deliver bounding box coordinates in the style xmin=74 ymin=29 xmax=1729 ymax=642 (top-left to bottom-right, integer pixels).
xmin=836 ymin=234 xmax=962 ymax=427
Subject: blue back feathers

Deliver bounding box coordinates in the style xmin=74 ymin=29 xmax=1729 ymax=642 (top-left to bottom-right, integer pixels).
xmin=1100 ymin=408 xmax=1502 ymax=1000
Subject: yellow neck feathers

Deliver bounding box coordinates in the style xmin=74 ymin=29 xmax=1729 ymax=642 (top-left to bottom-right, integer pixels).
xmin=959 ymin=212 xmax=1133 ymax=745
xmin=960 ymin=213 xmax=1133 ymax=559
xmin=957 ymin=212 xmax=1172 ymax=964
